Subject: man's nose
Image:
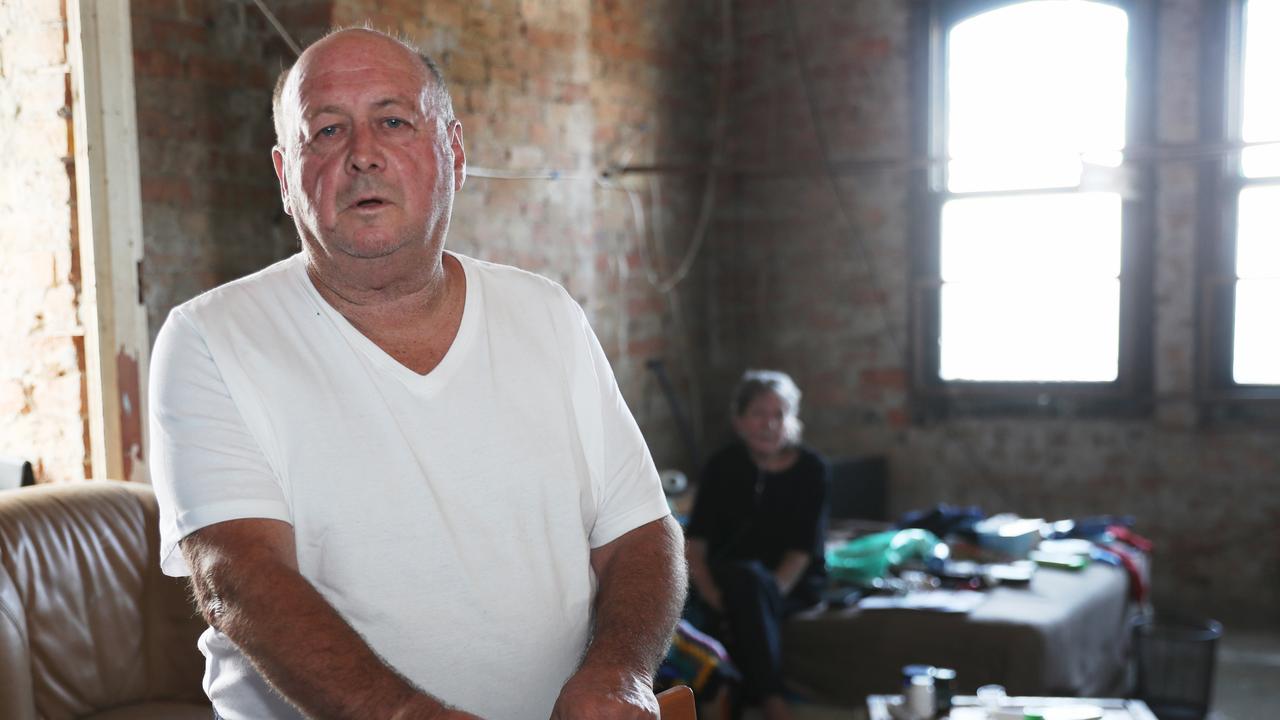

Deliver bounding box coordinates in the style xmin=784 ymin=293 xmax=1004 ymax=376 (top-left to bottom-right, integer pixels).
xmin=347 ymin=125 xmax=384 ymax=173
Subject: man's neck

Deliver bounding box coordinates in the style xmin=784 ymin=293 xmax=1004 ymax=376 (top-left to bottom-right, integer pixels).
xmin=304 ymin=247 xmax=465 ymax=375
xmin=304 ymin=245 xmax=449 ymax=313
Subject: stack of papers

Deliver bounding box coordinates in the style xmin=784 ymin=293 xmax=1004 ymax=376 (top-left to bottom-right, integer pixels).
xmin=858 ymin=589 xmax=987 ymax=613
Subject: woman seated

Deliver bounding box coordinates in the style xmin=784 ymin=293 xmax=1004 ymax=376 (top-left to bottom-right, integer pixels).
xmin=685 ymin=370 xmax=829 ymax=720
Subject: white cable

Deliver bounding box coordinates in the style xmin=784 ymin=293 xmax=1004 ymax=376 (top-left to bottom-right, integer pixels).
xmin=633 ymin=0 xmax=733 ymax=295
xmin=467 ymin=165 xmax=597 ymax=181
xmin=250 ymin=0 xmax=303 ymax=57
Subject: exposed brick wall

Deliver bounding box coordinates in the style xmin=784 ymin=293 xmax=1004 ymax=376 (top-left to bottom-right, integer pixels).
xmin=131 ymin=0 xmax=329 ymax=345
xmin=0 ymin=0 xmax=87 ymax=483
xmin=131 ymin=0 xmax=719 ymax=472
xmin=713 ymin=0 xmax=1278 ymax=624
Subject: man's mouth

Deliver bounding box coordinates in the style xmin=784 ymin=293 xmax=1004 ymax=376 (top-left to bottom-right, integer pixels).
xmin=354 ymin=198 xmax=386 ymax=208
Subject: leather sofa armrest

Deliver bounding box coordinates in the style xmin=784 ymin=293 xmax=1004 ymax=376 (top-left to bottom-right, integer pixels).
xmin=0 ymin=562 xmax=37 ymax=720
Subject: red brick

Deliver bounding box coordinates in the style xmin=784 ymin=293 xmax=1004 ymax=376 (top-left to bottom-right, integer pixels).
xmin=859 ymin=368 xmax=906 ymax=391
xmin=132 ymin=48 xmax=184 ymax=78
xmin=626 ymin=336 xmax=665 ymax=359
xmin=526 ymin=26 xmax=572 ymax=51
xmin=151 ymin=18 xmax=209 ymax=47
xmin=141 ymin=176 xmax=192 ymax=205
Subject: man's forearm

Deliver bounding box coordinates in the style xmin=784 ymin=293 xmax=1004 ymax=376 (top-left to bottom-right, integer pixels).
xmin=194 ymin=562 xmax=424 ymax=718
xmin=184 ymin=522 xmax=467 ymax=720
xmin=583 ymin=516 xmax=688 ymax=677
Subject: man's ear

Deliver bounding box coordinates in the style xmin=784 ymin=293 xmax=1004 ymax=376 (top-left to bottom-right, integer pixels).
xmin=449 ymin=120 xmax=466 ymax=192
xmin=271 ymin=146 xmax=292 ymax=216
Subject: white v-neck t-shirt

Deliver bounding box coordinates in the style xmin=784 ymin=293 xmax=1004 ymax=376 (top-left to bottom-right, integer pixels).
xmin=148 ymin=252 xmax=670 ymax=720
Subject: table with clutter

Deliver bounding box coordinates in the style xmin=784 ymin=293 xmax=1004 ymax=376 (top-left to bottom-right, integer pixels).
xmin=780 ymin=511 xmax=1151 ymax=706
xmin=867 ymin=693 xmax=1159 ymax=720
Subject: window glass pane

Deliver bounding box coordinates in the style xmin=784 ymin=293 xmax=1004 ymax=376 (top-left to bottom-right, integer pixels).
xmin=1236 ymin=185 xmax=1280 ymax=278
xmin=1242 ymin=0 xmax=1280 ymax=178
xmin=940 ymin=279 xmax=1120 ymax=382
xmin=1233 ymin=279 xmax=1280 ymax=384
xmin=940 ymin=193 xmax=1122 ymax=281
xmin=947 ymin=1 xmax=1129 ymax=192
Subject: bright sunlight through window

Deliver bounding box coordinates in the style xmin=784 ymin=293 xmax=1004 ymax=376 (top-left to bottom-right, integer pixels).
xmin=939 ymin=1 xmax=1128 ymax=382
xmin=1233 ymin=0 xmax=1280 ymax=385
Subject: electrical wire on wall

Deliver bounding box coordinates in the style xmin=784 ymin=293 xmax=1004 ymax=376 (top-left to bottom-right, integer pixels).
xmin=587 ymin=0 xmax=733 ymax=468
xmin=779 ymin=0 xmax=904 ymax=364
xmin=251 ymin=0 xmax=302 ymax=56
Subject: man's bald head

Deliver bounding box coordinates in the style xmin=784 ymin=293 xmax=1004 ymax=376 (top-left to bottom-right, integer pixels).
xmin=271 ymin=28 xmax=455 ymax=148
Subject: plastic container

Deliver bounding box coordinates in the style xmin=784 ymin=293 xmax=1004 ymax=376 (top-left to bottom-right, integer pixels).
xmin=905 ymin=674 xmax=935 ymax=719
xmin=932 ymin=667 xmax=956 ymax=713
xmin=1132 ymin=615 xmax=1223 ymax=720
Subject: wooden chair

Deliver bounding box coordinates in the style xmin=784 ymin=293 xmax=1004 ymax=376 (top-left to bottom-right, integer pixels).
xmin=657 ymin=684 xmax=697 ymax=720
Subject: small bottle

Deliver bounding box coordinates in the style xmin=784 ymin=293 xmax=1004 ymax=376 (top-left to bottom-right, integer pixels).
xmin=932 ymin=667 xmax=956 ymax=715
xmin=905 ymin=674 xmax=936 ymax=719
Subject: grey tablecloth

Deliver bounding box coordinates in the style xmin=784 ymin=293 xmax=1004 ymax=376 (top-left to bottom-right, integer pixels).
xmin=782 ymin=563 xmax=1133 ymax=705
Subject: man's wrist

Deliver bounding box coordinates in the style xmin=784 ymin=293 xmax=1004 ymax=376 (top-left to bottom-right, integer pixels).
xmin=575 ymin=658 xmax=654 ymax=689
xmin=388 ymin=691 xmax=450 ymax=720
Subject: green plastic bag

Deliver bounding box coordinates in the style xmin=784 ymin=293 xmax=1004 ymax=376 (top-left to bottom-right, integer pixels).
xmin=825 ymin=529 xmax=945 ymax=585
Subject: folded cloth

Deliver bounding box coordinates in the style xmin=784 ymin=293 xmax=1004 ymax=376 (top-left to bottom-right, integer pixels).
xmin=1108 ymin=525 xmax=1154 ymax=553
xmin=656 ymin=619 xmax=739 ymax=699
xmin=0 ymin=456 xmax=34 ymax=490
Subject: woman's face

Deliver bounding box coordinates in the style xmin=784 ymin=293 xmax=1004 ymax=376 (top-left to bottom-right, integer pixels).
xmin=733 ymin=390 xmax=791 ymax=458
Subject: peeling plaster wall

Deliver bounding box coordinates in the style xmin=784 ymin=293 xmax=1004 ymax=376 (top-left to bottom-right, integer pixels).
xmin=713 ymin=0 xmax=1279 ymax=624
xmin=0 ymin=0 xmax=87 ymax=483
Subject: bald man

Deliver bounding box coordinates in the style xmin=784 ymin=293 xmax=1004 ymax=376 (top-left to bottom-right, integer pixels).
xmin=148 ymin=28 xmax=685 ymax=720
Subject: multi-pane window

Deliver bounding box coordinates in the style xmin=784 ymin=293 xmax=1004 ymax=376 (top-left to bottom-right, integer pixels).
xmin=1230 ymin=0 xmax=1280 ymax=385
xmin=917 ymin=0 xmax=1150 ymax=405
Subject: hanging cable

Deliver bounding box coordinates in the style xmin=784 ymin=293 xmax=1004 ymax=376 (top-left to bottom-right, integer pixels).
xmin=637 ymin=0 xmax=733 ymax=295
xmin=780 ymin=0 xmax=904 ymax=363
xmin=467 ymin=166 xmax=597 ymax=181
xmin=250 ymin=0 xmax=302 ymax=57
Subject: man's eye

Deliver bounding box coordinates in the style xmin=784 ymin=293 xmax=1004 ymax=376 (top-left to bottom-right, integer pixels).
xmin=384 ymin=118 xmax=405 ymax=129
xmin=317 ymin=126 xmax=339 ymax=138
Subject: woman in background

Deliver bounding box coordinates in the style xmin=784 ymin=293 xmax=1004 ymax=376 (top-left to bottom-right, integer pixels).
xmin=685 ymin=369 xmax=829 ymax=720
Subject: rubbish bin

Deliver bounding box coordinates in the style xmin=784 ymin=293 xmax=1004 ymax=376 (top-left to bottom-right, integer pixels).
xmin=1132 ymin=614 xmax=1223 ymax=720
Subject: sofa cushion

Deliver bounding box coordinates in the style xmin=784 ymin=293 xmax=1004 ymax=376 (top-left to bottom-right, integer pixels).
xmin=0 ymin=482 xmax=208 ymax=719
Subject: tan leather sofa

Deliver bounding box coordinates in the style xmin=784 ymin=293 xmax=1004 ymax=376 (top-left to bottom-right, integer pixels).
xmin=0 ymin=481 xmax=210 ymax=719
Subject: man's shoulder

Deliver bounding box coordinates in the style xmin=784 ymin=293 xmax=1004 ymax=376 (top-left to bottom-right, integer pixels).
xmin=456 ymin=253 xmax=585 ymax=330
xmin=176 ymin=253 xmax=304 ymax=319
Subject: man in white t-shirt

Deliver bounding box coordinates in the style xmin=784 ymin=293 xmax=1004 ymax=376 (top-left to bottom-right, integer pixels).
xmin=147 ymin=27 xmax=686 ymax=720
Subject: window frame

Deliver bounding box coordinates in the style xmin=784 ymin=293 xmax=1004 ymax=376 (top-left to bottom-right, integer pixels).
xmin=1198 ymin=0 xmax=1280 ymax=413
xmin=909 ymin=0 xmax=1156 ymax=419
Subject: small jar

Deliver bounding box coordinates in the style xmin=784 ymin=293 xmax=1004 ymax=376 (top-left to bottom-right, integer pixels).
xmin=932 ymin=667 xmax=956 ymax=714
xmin=905 ymin=674 xmax=936 ymax=719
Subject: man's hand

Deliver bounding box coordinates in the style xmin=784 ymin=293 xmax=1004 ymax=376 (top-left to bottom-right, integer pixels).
xmin=549 ymin=665 xmax=658 ymax=720
xmin=550 ymin=517 xmax=685 ymax=719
